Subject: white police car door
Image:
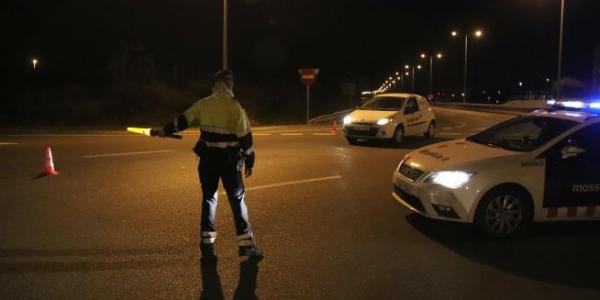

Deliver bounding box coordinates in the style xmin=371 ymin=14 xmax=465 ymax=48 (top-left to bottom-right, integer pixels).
xmin=543 ymin=123 xmax=600 ymax=208
xmin=404 ymin=98 xmax=425 ymax=135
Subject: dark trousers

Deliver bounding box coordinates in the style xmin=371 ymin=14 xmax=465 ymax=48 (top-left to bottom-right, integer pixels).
xmin=198 ymin=150 xmax=251 ymax=239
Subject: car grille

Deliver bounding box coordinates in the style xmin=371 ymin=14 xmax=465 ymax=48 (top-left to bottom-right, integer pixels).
xmin=398 ymin=162 xmax=424 ymax=181
xmin=346 ymin=127 xmax=378 ymax=137
xmin=394 ymin=184 xmax=426 ymax=213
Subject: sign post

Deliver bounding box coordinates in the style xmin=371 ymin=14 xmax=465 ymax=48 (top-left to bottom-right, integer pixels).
xmin=298 ymin=68 xmax=320 ymax=123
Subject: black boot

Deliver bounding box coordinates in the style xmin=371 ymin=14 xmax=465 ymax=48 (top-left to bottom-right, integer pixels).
xmin=238 ymin=245 xmax=263 ymax=259
xmin=201 ymin=243 xmax=217 ymax=261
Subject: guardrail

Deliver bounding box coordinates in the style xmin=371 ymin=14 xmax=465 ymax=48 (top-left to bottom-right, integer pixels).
xmin=308 ymin=109 xmax=352 ymax=125
xmin=431 ymin=102 xmax=543 ymax=116
xmin=308 ymin=101 xmax=546 ymax=125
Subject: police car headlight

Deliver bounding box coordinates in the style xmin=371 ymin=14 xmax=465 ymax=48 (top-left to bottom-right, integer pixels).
xmin=343 ymin=115 xmax=352 ymax=125
xmin=376 ymin=118 xmax=392 ymax=126
xmin=427 ymin=171 xmax=474 ymax=189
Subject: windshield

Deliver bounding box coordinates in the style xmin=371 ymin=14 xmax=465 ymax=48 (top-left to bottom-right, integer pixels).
xmin=360 ymin=97 xmax=406 ymax=111
xmin=467 ymin=116 xmax=578 ymax=152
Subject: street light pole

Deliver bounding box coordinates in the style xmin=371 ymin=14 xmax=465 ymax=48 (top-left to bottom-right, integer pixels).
xmin=223 ymin=0 xmax=228 ymax=70
xmin=429 ymin=56 xmax=433 ymax=93
xmin=557 ymin=0 xmax=565 ymax=98
xmin=463 ymin=34 xmax=468 ymax=103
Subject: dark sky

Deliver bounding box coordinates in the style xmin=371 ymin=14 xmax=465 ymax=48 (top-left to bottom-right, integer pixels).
xmin=3 ymin=0 xmax=600 ymax=95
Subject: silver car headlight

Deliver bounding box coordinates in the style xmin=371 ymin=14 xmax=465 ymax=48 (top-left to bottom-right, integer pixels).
xmin=376 ymin=118 xmax=392 ymax=126
xmin=426 ymin=171 xmax=474 ymax=189
xmin=343 ymin=115 xmax=352 ymax=125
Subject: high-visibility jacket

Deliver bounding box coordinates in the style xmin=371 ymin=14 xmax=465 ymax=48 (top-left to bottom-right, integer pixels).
xmin=162 ymin=88 xmax=254 ymax=169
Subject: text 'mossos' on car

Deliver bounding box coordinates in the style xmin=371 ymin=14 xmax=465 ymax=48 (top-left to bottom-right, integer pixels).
xmin=392 ymin=99 xmax=600 ymax=237
xmin=342 ymin=93 xmax=436 ymax=145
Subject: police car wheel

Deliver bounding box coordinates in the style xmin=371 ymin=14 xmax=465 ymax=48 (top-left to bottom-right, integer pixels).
xmin=424 ymin=122 xmax=436 ymax=139
xmin=475 ymin=187 xmax=531 ymax=238
xmin=392 ymin=126 xmax=404 ymax=145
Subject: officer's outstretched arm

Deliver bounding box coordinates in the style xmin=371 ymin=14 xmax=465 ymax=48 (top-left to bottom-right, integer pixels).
xmin=152 ymin=102 xmax=200 ymax=137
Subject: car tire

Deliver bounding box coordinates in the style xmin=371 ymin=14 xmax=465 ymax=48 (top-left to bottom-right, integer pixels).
xmin=424 ymin=121 xmax=436 ymax=139
xmin=392 ymin=126 xmax=404 ymax=145
xmin=345 ymin=136 xmax=358 ymax=144
xmin=474 ymin=186 xmax=532 ymax=238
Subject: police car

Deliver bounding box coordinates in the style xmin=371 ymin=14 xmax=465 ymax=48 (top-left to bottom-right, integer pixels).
xmin=392 ymin=99 xmax=600 ymax=237
xmin=342 ymin=93 xmax=436 ymax=144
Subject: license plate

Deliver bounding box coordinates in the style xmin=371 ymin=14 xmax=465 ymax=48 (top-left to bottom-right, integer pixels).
xmin=353 ymin=125 xmax=370 ymax=131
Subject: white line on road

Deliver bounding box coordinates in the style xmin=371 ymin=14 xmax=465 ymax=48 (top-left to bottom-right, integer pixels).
xmin=0 ymin=142 xmax=19 ymax=145
xmin=220 ymin=175 xmax=343 ymax=194
xmin=438 ymin=132 xmax=462 ymax=136
xmin=83 ymin=150 xmax=175 ymax=159
xmin=313 ymin=133 xmax=335 ymax=136
xmin=281 ymin=133 xmax=304 ymax=136
xmin=252 ymin=133 xmax=272 ymax=136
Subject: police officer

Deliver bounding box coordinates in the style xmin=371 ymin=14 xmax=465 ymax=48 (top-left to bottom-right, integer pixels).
xmin=151 ymin=70 xmax=262 ymax=259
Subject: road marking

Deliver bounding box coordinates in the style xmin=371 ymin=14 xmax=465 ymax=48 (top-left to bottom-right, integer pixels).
xmin=281 ymin=133 xmax=304 ymax=136
xmin=253 ymin=133 xmax=271 ymax=136
xmin=220 ymin=175 xmax=342 ymax=194
xmin=438 ymin=132 xmax=461 ymax=136
xmin=0 ymin=143 xmax=19 ymax=145
xmin=474 ymin=128 xmax=486 ymax=131
xmin=83 ymin=150 xmax=175 ymax=159
xmin=313 ymin=133 xmax=335 ymax=136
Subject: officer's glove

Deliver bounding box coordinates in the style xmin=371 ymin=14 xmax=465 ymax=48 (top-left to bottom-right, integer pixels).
xmin=150 ymin=128 xmax=167 ymax=137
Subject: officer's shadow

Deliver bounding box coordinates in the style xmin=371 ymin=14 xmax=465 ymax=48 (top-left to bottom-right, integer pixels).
xmin=200 ymin=257 xmax=262 ymax=300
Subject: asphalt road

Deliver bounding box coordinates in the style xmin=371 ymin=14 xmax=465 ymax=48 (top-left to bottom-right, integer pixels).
xmin=1 ymin=108 xmax=599 ymax=300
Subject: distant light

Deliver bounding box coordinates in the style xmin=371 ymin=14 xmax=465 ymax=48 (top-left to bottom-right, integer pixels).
xmin=482 ymin=90 xmax=487 ymax=94
xmin=392 ymin=80 xmax=396 ymax=84
xmin=474 ymin=30 xmax=483 ymax=37
xmin=497 ymin=90 xmax=502 ymax=95
xmin=436 ymin=53 xmax=443 ymax=59
xmin=518 ymin=81 xmax=524 ymax=87
xmin=404 ymin=65 xmax=410 ymax=69
xmin=361 ymin=91 xmax=371 ymax=95
xmin=32 ymin=58 xmax=38 ymax=69
xmin=451 ymin=31 xmax=458 ymax=37
xmin=405 ymin=72 xmax=410 ymax=76
xmin=388 ymin=77 xmax=393 ymax=80
xmin=546 ymin=100 xmax=556 ymax=106
xmin=461 ymin=93 xmax=465 ymax=97
xmin=396 ymin=77 xmax=401 ymax=80
xmin=417 ymin=65 xmax=422 ymax=69
xmin=420 ymin=53 xmax=426 ymax=59
xmin=395 ymin=72 xmax=399 ymax=76
xmin=545 ymin=78 xmax=551 ymax=83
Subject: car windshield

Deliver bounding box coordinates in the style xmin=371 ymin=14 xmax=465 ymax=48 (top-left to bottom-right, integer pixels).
xmin=360 ymin=97 xmax=406 ymax=111
xmin=467 ymin=116 xmax=578 ymax=152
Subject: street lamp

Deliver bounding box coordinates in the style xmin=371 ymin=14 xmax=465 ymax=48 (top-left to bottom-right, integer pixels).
xmin=404 ymin=64 xmax=422 ymax=92
xmin=32 ymin=58 xmax=38 ymax=70
xmin=451 ymin=29 xmax=484 ymax=102
xmin=420 ymin=52 xmax=444 ymax=94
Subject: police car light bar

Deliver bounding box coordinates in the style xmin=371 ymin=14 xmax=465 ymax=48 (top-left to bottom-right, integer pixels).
xmin=546 ymin=99 xmax=600 ymax=112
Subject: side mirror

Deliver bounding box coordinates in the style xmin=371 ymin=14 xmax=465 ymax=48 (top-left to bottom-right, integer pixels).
xmin=561 ymin=145 xmax=586 ymax=159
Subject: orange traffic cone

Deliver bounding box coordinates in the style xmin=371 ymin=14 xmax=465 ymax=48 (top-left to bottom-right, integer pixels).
xmin=331 ymin=120 xmax=337 ymax=133
xmin=42 ymin=147 xmax=59 ymax=175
